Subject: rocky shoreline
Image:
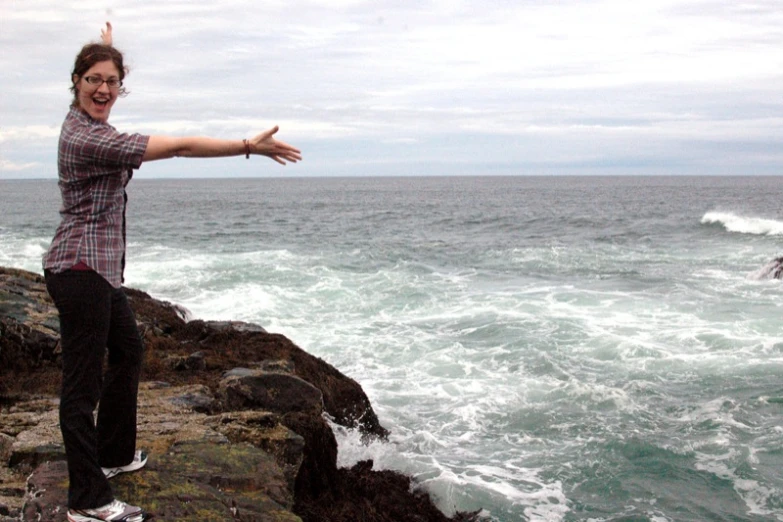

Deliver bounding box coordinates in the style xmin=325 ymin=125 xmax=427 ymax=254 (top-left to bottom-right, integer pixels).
xmin=0 ymin=267 xmax=480 ymax=522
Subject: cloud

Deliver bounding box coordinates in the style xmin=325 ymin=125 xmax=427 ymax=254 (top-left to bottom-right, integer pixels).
xmin=0 ymin=126 xmax=61 ymax=143
xmin=0 ymin=159 xmax=41 ymax=172
xmin=1 ymin=0 xmax=782 ymax=178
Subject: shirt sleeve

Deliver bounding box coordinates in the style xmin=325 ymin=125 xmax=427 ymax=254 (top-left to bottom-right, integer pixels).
xmin=69 ymin=124 xmax=150 ymax=172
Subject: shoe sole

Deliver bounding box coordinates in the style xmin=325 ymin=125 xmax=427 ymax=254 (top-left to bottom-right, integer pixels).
xmin=67 ymin=512 xmax=147 ymax=522
xmin=102 ymin=452 xmax=148 ymax=479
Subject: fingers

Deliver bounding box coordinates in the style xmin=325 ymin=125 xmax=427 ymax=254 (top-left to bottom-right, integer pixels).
xmin=275 ymin=140 xmax=302 ymax=155
xmin=268 ymin=149 xmax=302 ymax=165
xmin=272 ymin=153 xmax=301 ymax=165
xmin=275 ymin=146 xmax=303 ymax=162
xmin=101 ymin=21 xmax=113 ymax=45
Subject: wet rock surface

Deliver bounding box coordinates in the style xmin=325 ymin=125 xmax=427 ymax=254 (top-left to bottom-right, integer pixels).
xmin=0 ymin=267 xmax=479 ymax=522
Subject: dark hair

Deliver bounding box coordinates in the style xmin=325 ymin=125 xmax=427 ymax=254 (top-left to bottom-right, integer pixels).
xmin=70 ymin=43 xmax=129 ymax=106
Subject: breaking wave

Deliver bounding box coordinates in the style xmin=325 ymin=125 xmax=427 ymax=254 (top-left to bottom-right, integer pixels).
xmin=702 ymin=211 xmax=783 ymax=236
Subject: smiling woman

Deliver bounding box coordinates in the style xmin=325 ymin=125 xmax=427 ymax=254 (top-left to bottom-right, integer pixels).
xmin=44 ymin=21 xmax=302 ymax=522
xmin=71 ymin=50 xmax=125 ymax=121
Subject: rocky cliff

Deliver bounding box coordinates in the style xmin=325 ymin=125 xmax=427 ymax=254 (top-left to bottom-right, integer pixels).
xmin=0 ymin=267 xmax=479 ymax=522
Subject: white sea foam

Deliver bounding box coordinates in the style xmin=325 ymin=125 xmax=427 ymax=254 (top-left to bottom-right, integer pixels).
xmin=0 ymin=235 xmax=48 ymax=273
xmin=647 ymin=514 xmax=674 ymax=522
xmin=702 ymin=211 xmax=783 ymax=236
xmin=695 ymin=458 xmax=780 ymax=518
xmin=330 ymin=418 xmax=570 ymax=521
xmin=115 ymin=236 xmax=783 ymax=520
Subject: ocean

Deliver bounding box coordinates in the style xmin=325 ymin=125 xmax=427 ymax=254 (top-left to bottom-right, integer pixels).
xmin=1 ymin=175 xmax=782 ymax=521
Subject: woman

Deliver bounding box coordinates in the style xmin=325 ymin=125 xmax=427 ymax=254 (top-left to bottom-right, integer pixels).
xmin=43 ymin=22 xmax=301 ymax=522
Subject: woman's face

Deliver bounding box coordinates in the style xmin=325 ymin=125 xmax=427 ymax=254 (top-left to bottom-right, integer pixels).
xmin=73 ymin=60 xmax=121 ymax=122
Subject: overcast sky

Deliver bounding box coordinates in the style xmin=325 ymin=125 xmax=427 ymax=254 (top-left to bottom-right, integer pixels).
xmin=1 ymin=0 xmax=782 ymax=179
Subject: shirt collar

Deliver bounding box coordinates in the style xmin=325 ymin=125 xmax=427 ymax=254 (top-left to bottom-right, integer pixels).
xmin=68 ymin=105 xmax=114 ymax=129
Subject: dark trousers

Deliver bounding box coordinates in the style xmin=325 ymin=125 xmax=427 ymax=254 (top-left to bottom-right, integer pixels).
xmin=45 ymin=269 xmax=143 ymax=509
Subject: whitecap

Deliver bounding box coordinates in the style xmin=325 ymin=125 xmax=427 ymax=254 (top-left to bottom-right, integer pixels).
xmin=701 ymin=211 xmax=783 ymax=236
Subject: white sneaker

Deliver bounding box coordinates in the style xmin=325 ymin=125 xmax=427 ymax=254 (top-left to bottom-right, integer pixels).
xmin=102 ymin=450 xmax=148 ymax=479
xmin=67 ymin=499 xmax=146 ymax=521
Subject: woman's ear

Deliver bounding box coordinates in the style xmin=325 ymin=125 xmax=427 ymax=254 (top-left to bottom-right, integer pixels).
xmin=72 ymin=74 xmax=80 ymax=87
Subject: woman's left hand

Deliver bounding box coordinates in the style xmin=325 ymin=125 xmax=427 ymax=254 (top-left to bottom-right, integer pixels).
xmin=100 ymin=21 xmax=113 ymax=46
xmin=249 ymin=126 xmax=303 ymax=165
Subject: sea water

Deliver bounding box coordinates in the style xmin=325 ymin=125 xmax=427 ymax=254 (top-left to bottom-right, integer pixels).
xmin=1 ymin=175 xmax=782 ymax=521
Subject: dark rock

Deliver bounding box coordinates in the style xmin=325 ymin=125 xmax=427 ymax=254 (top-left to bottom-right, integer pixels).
xmin=773 ymin=257 xmax=783 ymax=279
xmin=258 ymin=359 xmax=296 ymax=373
xmin=143 ymin=381 xmax=171 ymax=389
xmin=0 ymin=434 xmax=11 ymax=464
xmin=205 ymin=320 xmax=267 ymax=334
xmin=185 ymin=351 xmax=206 ymax=370
xmin=165 ymin=354 xmax=188 ymax=371
xmin=167 ymin=388 xmax=217 ymax=414
xmin=0 ymin=268 xmax=60 ymax=385
xmin=122 ymin=287 xmax=189 ymax=337
xmin=219 ymin=371 xmax=324 ymax=416
xmin=164 ymin=351 xmax=205 ymax=372
xmin=284 ymin=411 xmax=339 ymax=503
xmin=8 ymin=443 xmax=65 ymax=470
xmin=21 ymin=460 xmax=68 ymax=522
xmin=0 ymin=487 xmax=24 ymax=497
xmin=752 ymin=256 xmax=783 ymax=280
xmin=223 ymin=367 xmax=258 ymax=378
xmin=179 ymin=325 xmax=388 ymax=438
xmin=0 ymin=474 xmax=25 ymax=520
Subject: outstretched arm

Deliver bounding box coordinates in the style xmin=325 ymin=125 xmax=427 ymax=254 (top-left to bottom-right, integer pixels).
xmin=100 ymin=21 xmax=113 ymax=46
xmin=105 ymin=19 xmax=301 ymax=166
xmin=142 ymin=126 xmax=302 ymax=165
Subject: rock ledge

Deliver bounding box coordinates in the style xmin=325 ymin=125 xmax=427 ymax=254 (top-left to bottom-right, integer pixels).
xmin=0 ymin=267 xmax=479 ymax=522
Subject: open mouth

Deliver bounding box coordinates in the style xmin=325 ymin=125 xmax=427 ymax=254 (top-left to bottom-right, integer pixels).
xmin=93 ymin=97 xmax=110 ymax=109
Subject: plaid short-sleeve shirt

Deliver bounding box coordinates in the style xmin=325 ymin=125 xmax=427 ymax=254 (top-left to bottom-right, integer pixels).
xmin=43 ymin=106 xmax=150 ymax=288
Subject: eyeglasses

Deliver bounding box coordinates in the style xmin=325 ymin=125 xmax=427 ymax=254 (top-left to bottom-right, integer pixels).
xmin=83 ymin=75 xmax=123 ymax=89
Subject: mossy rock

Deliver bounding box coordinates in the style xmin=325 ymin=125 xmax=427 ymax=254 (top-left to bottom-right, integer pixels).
xmin=23 ymin=442 xmax=301 ymax=522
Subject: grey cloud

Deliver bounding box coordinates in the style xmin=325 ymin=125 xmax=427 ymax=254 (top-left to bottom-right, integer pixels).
xmin=1 ymin=0 xmax=782 ymax=178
